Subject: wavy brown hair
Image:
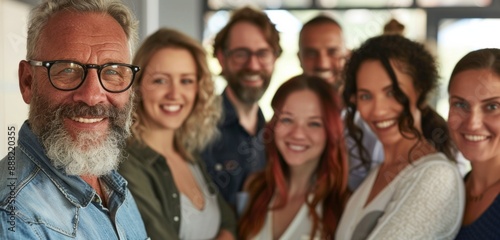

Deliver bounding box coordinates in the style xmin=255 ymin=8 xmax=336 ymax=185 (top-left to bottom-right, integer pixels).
xmin=239 ymin=75 xmax=349 ymax=240
xmin=212 ymin=6 xmax=282 ymax=58
xmin=131 ymin=28 xmax=221 ymax=161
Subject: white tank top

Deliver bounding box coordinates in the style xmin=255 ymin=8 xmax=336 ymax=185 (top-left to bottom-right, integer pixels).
xmin=178 ymin=164 xmax=221 ymax=240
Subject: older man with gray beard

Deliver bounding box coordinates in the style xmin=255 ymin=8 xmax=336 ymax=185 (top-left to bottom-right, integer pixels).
xmin=0 ymin=0 xmax=148 ymax=239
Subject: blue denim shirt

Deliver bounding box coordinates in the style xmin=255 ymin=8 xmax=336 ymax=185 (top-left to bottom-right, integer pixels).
xmin=0 ymin=122 xmax=148 ymax=239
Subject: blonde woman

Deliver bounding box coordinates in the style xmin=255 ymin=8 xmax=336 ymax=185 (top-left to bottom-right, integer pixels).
xmin=119 ymin=28 xmax=236 ymax=240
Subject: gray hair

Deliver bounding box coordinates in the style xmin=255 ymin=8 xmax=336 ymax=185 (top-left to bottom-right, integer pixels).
xmin=26 ymin=0 xmax=138 ymax=59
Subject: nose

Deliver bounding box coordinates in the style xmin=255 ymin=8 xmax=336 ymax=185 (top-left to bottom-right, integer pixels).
xmin=166 ymin=80 xmax=179 ymax=99
xmin=463 ymin=109 xmax=483 ymax=131
xmin=72 ymin=69 xmax=107 ymax=106
xmin=316 ymin=51 xmax=330 ymax=70
xmin=372 ymin=95 xmax=390 ymax=117
xmin=245 ymin=54 xmax=262 ymax=71
xmin=289 ymin=123 xmax=306 ymax=139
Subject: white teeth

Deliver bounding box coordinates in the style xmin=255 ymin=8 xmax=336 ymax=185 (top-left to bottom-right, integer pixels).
xmin=464 ymin=135 xmax=487 ymax=141
xmin=288 ymin=144 xmax=306 ymax=151
xmin=162 ymin=105 xmax=181 ymax=112
xmin=71 ymin=117 xmax=103 ymax=123
xmin=243 ymin=74 xmax=260 ymax=81
xmin=375 ymin=120 xmax=396 ymax=129
xmin=315 ymin=71 xmax=333 ymax=79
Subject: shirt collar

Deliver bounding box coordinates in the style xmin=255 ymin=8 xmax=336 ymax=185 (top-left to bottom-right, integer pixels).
xmin=125 ymin=137 xmax=162 ymax=166
xmin=221 ymin=89 xmax=239 ymax=127
xmin=221 ymin=88 xmax=266 ymax=129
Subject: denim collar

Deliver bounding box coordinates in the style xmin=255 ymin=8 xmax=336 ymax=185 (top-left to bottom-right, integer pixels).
xmin=18 ymin=121 xmax=128 ymax=208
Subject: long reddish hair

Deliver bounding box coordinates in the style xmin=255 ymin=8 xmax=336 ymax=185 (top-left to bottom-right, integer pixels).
xmin=239 ymin=75 xmax=349 ymax=239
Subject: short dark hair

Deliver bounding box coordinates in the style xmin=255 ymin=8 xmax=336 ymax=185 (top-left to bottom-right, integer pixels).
xmin=299 ymin=14 xmax=343 ymax=48
xmin=448 ymin=48 xmax=500 ymax=91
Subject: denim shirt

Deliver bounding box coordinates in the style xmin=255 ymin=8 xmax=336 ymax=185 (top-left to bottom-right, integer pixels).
xmin=0 ymin=122 xmax=148 ymax=239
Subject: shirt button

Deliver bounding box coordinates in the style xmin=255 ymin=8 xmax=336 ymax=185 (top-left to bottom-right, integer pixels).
xmin=172 ymin=193 xmax=177 ymax=198
xmin=173 ymin=216 xmax=179 ymax=222
xmin=215 ymin=163 xmax=223 ymax=171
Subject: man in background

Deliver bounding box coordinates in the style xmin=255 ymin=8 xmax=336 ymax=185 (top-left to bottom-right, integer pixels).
xmin=0 ymin=0 xmax=147 ymax=238
xmin=298 ymin=14 xmax=383 ymax=191
xmin=202 ymin=6 xmax=282 ymax=210
xmin=298 ymin=15 xmax=348 ymax=90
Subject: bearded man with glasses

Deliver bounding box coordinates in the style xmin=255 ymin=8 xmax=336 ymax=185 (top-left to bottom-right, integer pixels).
xmin=0 ymin=0 xmax=148 ymax=239
xmin=201 ymin=6 xmax=282 ymax=213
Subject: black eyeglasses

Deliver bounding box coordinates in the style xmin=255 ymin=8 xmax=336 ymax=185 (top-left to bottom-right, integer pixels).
xmin=224 ymin=48 xmax=277 ymax=65
xmin=29 ymin=60 xmax=140 ymax=93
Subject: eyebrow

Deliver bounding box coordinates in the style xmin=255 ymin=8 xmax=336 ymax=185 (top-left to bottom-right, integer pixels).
xmin=278 ymin=112 xmax=322 ymax=119
xmin=309 ymin=116 xmax=323 ymax=120
xmin=358 ymin=84 xmax=392 ymax=93
xmin=450 ymin=95 xmax=500 ymax=102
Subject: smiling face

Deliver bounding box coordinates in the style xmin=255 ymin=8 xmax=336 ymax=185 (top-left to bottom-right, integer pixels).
xmin=299 ymin=22 xmax=347 ymax=87
xmin=22 ymin=11 xmax=131 ymax=140
xmin=274 ymin=89 xmax=326 ymax=169
xmin=356 ymin=60 xmax=421 ymax=146
xmin=217 ymin=21 xmax=276 ymax=104
xmin=18 ymin=11 xmax=133 ymax=176
xmin=448 ymin=68 xmax=500 ymax=163
xmin=140 ymin=47 xmax=198 ymax=131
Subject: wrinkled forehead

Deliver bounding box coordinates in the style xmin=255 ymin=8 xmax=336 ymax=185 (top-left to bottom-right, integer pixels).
xmin=37 ymin=11 xmax=130 ymax=61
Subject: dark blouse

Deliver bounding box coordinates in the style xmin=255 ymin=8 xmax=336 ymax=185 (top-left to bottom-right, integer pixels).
xmin=455 ymin=194 xmax=500 ymax=240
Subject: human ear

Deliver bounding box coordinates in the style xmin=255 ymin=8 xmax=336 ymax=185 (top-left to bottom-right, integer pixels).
xmin=18 ymin=60 xmax=34 ymax=104
xmin=216 ymin=50 xmax=226 ymax=69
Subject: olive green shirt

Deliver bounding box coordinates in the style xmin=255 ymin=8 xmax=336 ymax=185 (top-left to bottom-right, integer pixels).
xmin=119 ymin=139 xmax=237 ymax=240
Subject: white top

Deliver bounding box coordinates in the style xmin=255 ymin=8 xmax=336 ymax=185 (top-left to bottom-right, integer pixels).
xmin=179 ymin=164 xmax=221 ymax=240
xmin=345 ymin=112 xmax=470 ymax=191
xmin=336 ymin=153 xmax=465 ymax=240
xmin=252 ymin=198 xmax=322 ymax=240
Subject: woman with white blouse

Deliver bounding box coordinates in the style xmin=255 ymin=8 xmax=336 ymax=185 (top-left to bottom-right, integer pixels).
xmin=336 ymin=35 xmax=464 ymax=240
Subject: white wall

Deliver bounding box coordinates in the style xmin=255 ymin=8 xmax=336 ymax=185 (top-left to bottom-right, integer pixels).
xmin=0 ymin=0 xmax=30 ymax=157
xmin=158 ymin=0 xmax=202 ymax=40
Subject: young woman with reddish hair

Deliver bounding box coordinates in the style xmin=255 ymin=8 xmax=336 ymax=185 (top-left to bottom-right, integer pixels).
xmin=238 ymin=75 xmax=349 ymax=239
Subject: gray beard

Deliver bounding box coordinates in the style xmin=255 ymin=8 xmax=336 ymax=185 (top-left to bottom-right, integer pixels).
xmin=43 ymin=122 xmax=125 ymax=176
xmin=29 ymin=92 xmax=133 ymax=177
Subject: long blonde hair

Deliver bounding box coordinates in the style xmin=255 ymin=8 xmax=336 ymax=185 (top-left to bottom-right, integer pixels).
xmin=131 ymin=28 xmax=221 ymax=161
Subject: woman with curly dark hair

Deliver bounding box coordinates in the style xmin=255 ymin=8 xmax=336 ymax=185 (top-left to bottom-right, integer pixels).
xmin=239 ymin=75 xmax=349 ymax=240
xmin=336 ymin=35 xmax=464 ymax=239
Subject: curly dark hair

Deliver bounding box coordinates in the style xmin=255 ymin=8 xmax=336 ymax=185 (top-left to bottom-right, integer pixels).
xmin=342 ymin=35 xmax=456 ymax=172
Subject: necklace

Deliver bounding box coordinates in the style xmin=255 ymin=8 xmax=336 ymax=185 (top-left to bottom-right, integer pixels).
xmin=467 ymin=178 xmax=500 ymax=202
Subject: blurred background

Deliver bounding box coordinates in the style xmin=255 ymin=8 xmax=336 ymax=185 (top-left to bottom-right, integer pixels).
xmin=2 ymin=0 xmax=500 ymax=156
